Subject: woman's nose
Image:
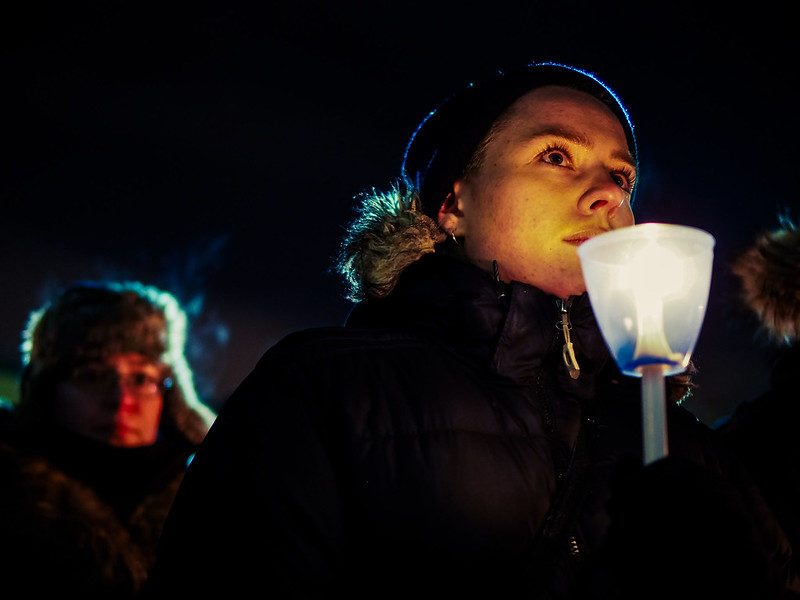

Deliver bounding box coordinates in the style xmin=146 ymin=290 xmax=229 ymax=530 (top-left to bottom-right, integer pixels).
xmin=109 ymin=381 xmax=139 ymax=411
xmin=577 ymin=172 xmax=633 ymax=225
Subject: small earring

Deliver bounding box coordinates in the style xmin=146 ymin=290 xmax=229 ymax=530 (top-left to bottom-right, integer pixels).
xmin=449 ymin=227 xmax=458 ymax=245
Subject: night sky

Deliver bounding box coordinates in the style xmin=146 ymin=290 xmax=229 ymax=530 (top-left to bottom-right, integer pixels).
xmin=1 ymin=2 xmax=796 ymax=424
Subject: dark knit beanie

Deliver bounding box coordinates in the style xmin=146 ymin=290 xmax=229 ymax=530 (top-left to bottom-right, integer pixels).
xmin=401 ymin=62 xmax=638 ymax=220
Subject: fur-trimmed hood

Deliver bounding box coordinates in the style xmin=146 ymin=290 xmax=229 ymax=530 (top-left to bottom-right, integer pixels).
xmin=0 ymin=432 xmax=190 ymax=597
xmin=336 ymin=182 xmax=445 ymax=302
xmin=732 ymin=217 xmax=800 ymax=345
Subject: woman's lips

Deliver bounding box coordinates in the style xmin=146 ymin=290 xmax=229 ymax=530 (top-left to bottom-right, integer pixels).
xmin=563 ymin=228 xmax=608 ymax=246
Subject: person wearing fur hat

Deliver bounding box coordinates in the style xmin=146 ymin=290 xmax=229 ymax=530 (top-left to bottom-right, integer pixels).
xmin=148 ymin=63 xmax=797 ymax=599
xmin=0 ymin=281 xmax=216 ymax=598
xmin=719 ymin=216 xmax=800 ymax=575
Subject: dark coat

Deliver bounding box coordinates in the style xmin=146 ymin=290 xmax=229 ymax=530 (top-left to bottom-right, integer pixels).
xmin=0 ymin=426 xmax=195 ymax=599
xmin=720 ymin=344 xmax=800 ymax=573
xmin=148 ymin=252 xmax=796 ymax=599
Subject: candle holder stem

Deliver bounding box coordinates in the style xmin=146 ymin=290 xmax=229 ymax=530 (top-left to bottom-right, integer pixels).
xmin=640 ymin=364 xmax=668 ymax=465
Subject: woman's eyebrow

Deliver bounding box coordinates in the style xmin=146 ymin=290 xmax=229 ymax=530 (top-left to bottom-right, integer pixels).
xmin=522 ymin=125 xmax=592 ymax=147
xmin=611 ymin=149 xmax=637 ymax=171
xmin=521 ymin=125 xmax=637 ymax=170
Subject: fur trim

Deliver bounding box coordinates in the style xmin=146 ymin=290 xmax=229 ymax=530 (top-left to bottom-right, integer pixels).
xmin=336 ymin=182 xmax=446 ymax=301
xmin=667 ymin=360 xmax=698 ymax=405
xmin=732 ymin=219 xmax=800 ymax=345
xmin=0 ymin=443 xmax=185 ymax=594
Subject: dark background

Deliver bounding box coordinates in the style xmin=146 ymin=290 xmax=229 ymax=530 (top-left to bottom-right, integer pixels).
xmin=1 ymin=1 xmax=795 ymax=425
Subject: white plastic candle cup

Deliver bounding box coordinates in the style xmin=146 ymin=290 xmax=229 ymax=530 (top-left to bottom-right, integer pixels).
xmin=577 ymin=223 xmax=715 ymax=377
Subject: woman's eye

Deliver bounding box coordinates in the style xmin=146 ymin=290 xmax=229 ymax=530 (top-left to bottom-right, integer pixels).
xmin=130 ymin=373 xmax=148 ymax=386
xmin=129 ymin=372 xmax=160 ymax=389
xmin=611 ymin=171 xmax=635 ymax=191
xmin=542 ymin=150 xmax=568 ymax=166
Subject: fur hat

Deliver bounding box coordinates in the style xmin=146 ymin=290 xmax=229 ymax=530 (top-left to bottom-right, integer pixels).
xmin=17 ymin=281 xmax=216 ymax=444
xmin=732 ymin=217 xmax=800 ymax=345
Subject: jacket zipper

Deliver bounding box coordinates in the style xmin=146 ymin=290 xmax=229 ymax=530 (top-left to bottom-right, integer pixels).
xmin=559 ymin=298 xmax=580 ymax=380
xmin=558 ymin=300 xmax=584 ymax=559
xmin=537 ymin=298 xmax=580 ymax=439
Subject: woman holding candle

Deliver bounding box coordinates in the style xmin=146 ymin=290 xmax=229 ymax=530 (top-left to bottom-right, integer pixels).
xmin=148 ymin=63 xmax=797 ymax=599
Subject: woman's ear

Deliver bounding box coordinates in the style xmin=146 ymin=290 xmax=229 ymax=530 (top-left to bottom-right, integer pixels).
xmin=437 ymin=180 xmax=468 ymax=237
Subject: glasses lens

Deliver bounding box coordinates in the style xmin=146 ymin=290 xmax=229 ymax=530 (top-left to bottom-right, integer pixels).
xmin=70 ymin=366 xmax=163 ymax=399
xmin=125 ymin=372 xmax=162 ymax=397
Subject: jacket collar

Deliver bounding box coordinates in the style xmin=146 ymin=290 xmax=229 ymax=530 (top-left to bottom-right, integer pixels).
xmin=345 ymin=245 xmax=611 ymax=386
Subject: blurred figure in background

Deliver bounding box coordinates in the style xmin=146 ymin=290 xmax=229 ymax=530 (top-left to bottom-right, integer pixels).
xmin=720 ymin=215 xmax=800 ymax=572
xmin=0 ymin=281 xmax=216 ymax=598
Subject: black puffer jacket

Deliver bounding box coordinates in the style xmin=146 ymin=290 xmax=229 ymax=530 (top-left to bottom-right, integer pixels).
xmin=720 ymin=345 xmax=800 ymax=571
xmin=149 ymin=251 xmax=795 ymax=599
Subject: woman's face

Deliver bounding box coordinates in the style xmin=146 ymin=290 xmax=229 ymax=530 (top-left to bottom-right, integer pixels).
xmin=446 ymin=85 xmax=636 ymax=299
xmin=54 ymin=351 xmax=165 ymax=447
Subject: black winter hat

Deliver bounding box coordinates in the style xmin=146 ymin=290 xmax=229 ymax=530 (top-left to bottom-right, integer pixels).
xmin=401 ymin=62 xmax=638 ymax=221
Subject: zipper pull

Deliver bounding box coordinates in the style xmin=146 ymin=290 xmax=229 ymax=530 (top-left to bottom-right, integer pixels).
xmin=492 ymin=260 xmax=507 ymax=303
xmin=559 ymin=299 xmax=580 ymax=380
xmin=568 ymin=535 xmax=581 ymax=557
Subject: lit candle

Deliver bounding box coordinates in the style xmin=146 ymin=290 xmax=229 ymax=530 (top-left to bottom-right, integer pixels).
xmin=578 ymin=223 xmax=714 ymax=464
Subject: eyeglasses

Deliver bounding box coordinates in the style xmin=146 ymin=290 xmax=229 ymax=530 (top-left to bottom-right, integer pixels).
xmin=68 ymin=365 xmax=171 ymax=400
